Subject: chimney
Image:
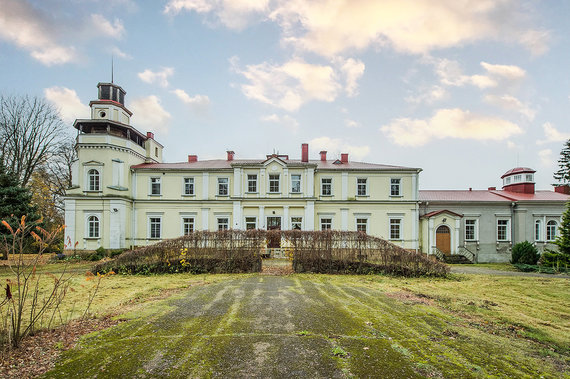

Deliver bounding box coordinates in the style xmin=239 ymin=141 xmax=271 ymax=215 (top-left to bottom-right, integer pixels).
xmin=469 ymin=188 xmax=472 ymax=191
xmin=301 ymin=143 xmax=309 ymax=162
xmin=488 ymin=187 xmax=496 ymax=190
xmin=555 ymin=185 xmax=570 ymax=194
xmin=146 ymin=132 xmax=154 ymax=139
xmin=227 ymin=150 xmax=235 ymax=161
xmin=341 ymin=153 xmax=348 ymax=163
xmin=320 ymin=151 xmax=327 ymax=161
xmin=188 ymin=155 xmax=198 ymax=162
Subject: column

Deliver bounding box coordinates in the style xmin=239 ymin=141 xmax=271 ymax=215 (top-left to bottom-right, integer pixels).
xmin=233 ymin=167 xmax=241 ymax=197
xmin=233 ymin=201 xmax=242 ymax=229
xmin=428 ymin=218 xmax=434 ymax=252
xmin=341 ymin=173 xmax=348 ymax=200
xmin=64 ymin=199 xmax=76 ymax=249
xmin=341 ymin=208 xmax=348 ymax=230
xmin=411 ymin=205 xmax=418 ymax=251
xmin=283 ymin=206 xmax=290 ymax=230
xmin=201 ymin=208 xmax=209 ymax=230
xmin=455 ymin=218 xmax=461 ymax=254
xmin=283 ymin=168 xmax=289 ymax=198
xmin=202 ymin=172 xmax=209 ymax=200
xmin=258 ymin=206 xmax=265 ymax=229
xmin=304 ymin=201 xmax=314 ymax=230
xmin=306 ymin=167 xmax=314 ymax=197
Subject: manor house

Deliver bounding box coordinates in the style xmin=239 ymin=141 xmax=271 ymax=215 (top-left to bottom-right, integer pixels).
xmin=64 ymin=82 xmax=570 ymax=262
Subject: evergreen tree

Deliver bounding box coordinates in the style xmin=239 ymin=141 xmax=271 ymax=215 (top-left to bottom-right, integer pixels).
xmin=554 ymin=139 xmax=570 ymax=184
xmin=555 ymin=202 xmax=570 ymax=256
xmin=0 ymin=166 xmax=40 ymax=259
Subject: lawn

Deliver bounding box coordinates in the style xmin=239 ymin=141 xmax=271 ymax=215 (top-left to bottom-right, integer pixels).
xmin=0 ymin=262 xmax=568 ymax=377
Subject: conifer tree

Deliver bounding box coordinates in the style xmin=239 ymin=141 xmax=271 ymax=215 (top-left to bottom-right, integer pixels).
xmin=554 ymin=139 xmax=570 ymax=184
xmin=555 ymin=202 xmax=570 ymax=256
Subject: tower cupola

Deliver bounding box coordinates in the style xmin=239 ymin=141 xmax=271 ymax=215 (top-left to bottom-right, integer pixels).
xmin=501 ymin=167 xmax=536 ymax=194
xmin=89 ymin=82 xmax=132 ymax=125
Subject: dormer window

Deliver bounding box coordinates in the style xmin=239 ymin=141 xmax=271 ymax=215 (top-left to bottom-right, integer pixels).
xmin=505 ymin=177 xmax=511 ymax=185
xmin=513 ymin=174 xmax=522 ymax=182
xmin=525 ymin=174 xmax=534 ymax=182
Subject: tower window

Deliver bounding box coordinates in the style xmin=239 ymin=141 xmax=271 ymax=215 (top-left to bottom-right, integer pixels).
xmin=87 ymin=216 xmax=100 ymax=238
xmin=88 ymin=169 xmax=100 ymax=191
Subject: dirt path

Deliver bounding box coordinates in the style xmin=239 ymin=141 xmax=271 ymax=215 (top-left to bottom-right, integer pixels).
xmin=45 ymin=275 xmax=565 ymax=378
xmin=450 ymin=265 xmax=570 ymax=278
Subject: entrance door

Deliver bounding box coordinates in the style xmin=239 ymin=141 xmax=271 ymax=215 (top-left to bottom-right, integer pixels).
xmin=436 ymin=225 xmax=451 ymax=255
xmin=267 ymin=217 xmax=281 ymax=230
xmin=266 ymin=217 xmax=282 ymax=248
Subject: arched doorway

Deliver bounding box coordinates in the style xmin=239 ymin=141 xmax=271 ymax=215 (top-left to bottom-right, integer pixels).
xmin=436 ymin=225 xmax=451 ymax=255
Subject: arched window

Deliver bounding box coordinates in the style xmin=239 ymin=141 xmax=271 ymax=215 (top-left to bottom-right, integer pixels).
xmin=88 ymin=169 xmax=100 ymax=191
xmin=88 ymin=216 xmax=100 ymax=238
xmin=535 ymin=220 xmax=541 ymax=241
xmin=546 ymin=220 xmax=558 ymax=242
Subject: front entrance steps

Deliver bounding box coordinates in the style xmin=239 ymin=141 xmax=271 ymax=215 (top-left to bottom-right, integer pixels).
xmin=443 ymin=255 xmax=473 ymax=264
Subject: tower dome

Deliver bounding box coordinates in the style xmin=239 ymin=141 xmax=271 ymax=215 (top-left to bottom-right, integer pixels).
xmin=501 ymin=167 xmax=535 ymax=194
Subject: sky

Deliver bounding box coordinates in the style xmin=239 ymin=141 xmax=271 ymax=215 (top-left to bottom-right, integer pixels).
xmin=1 ymin=0 xmax=569 ymax=190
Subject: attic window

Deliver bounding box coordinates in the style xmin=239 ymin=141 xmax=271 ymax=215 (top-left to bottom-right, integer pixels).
xmin=513 ymin=174 xmax=522 ymax=182
xmin=525 ymin=174 xmax=534 ymax=182
xmin=155 ymin=147 xmax=158 ymax=157
xmin=333 ymin=159 xmax=342 ymax=164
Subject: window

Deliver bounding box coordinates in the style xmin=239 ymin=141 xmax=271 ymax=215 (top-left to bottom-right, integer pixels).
xmin=247 ymin=175 xmax=257 ymax=193
xmin=321 ymin=178 xmax=332 ymax=196
xmin=390 ymin=178 xmax=401 ymax=196
xmin=245 ymin=217 xmax=257 ymax=230
xmin=88 ymin=169 xmax=100 ymax=191
xmin=269 ymin=174 xmax=280 ymax=193
xmin=357 ymin=178 xmax=367 ymax=196
xmin=87 ymin=216 xmax=99 ymax=238
xmin=291 ymin=217 xmax=303 ymax=230
xmin=217 ymin=217 xmax=229 ymax=231
xmin=150 ymin=177 xmax=161 ymax=195
xmin=465 ymin=219 xmax=477 ymax=241
xmin=535 ymin=220 xmax=541 ymax=241
xmin=218 ymin=178 xmax=229 ymax=196
xmin=149 ymin=217 xmax=161 ymax=239
xmin=505 ymin=177 xmax=511 ymax=185
xmin=155 ymin=147 xmax=158 ymax=157
xmin=547 ymin=220 xmax=558 ymax=241
xmin=526 ymin=174 xmax=534 ymax=182
xmin=183 ymin=178 xmax=194 ymax=195
xmin=320 ymin=218 xmax=332 ymax=230
xmin=183 ymin=217 xmax=194 ymax=235
xmin=389 ymin=219 xmax=401 ymax=240
xmin=291 ymin=174 xmax=301 ymax=193
xmin=513 ymin=174 xmax=522 ymax=182
xmin=356 ymin=218 xmax=368 ymax=233
xmin=497 ymin=219 xmax=509 ymax=241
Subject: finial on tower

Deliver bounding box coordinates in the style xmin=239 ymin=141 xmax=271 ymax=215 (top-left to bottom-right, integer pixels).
xmin=111 ymin=55 xmax=114 ymax=84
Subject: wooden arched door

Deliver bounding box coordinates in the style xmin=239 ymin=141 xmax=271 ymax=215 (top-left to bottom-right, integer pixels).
xmin=436 ymin=225 xmax=451 ymax=255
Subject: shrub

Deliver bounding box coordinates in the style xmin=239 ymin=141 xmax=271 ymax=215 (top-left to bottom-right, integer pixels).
xmin=511 ymin=241 xmax=540 ymax=265
xmin=539 ymin=251 xmax=570 ymax=271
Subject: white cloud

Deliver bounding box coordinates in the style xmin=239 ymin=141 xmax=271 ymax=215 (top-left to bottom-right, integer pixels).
xmin=405 ymin=85 xmax=447 ymax=104
xmin=538 ymin=149 xmax=553 ymax=167
xmin=260 ymin=113 xmax=299 ymax=133
xmin=480 ymin=62 xmax=526 ymax=81
xmin=519 ymin=29 xmax=550 ymax=56
xmin=506 ymin=141 xmax=517 ymax=150
xmin=345 ymin=119 xmax=359 ymax=128
xmin=129 ymin=96 xmax=171 ymax=134
xmin=233 ymin=57 xmax=341 ymax=111
xmin=337 ymin=58 xmax=365 ymax=97
xmin=164 ymin=0 xmax=269 ymax=29
xmin=138 ymin=68 xmax=174 ymax=88
xmin=111 ymin=46 xmax=132 ymax=60
xmin=483 ymin=94 xmax=536 ymax=121
xmin=44 ymin=86 xmax=90 ymax=124
xmin=309 ymin=136 xmax=370 ymax=161
xmin=89 ymin=14 xmax=125 ymax=39
xmin=0 ymin=0 xmax=77 ymax=65
xmin=172 ymin=89 xmax=211 ymax=113
xmin=380 ymin=108 xmax=523 ymax=147
xmin=537 ymin=123 xmax=570 ymax=145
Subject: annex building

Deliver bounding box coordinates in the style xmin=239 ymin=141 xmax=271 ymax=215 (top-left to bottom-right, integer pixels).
xmin=64 ymin=82 xmax=570 ymax=262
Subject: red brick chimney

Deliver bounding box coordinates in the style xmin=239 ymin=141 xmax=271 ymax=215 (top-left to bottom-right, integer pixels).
xmin=488 ymin=187 xmax=496 ymax=190
xmin=301 ymin=143 xmax=309 ymax=162
xmin=146 ymin=132 xmax=154 ymax=139
xmin=188 ymin=155 xmax=198 ymax=162
xmin=227 ymin=151 xmax=235 ymax=161
xmin=555 ymin=185 xmax=570 ymax=194
xmin=320 ymin=151 xmax=327 ymax=161
xmin=341 ymin=153 xmax=348 ymax=163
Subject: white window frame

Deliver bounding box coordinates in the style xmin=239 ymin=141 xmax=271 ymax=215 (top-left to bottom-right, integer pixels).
xmin=290 ymin=174 xmax=302 ymax=194
xmin=357 ymin=178 xmax=368 ymax=196
xmin=85 ymin=214 xmax=101 ymax=239
xmin=356 ymin=217 xmax=368 ymax=233
xmin=182 ymin=217 xmax=194 ymax=236
xmin=496 ymin=219 xmax=510 ymax=242
xmin=245 ymin=216 xmax=257 ymax=230
xmin=291 ymin=216 xmax=303 ymax=230
xmin=87 ymin=169 xmax=101 ymax=192
xmin=546 ymin=220 xmax=558 ymax=242
xmin=320 ymin=217 xmax=333 ymax=230
xmin=150 ymin=177 xmax=161 ymax=196
xmin=247 ymin=174 xmax=258 ymax=193
xmin=218 ymin=177 xmax=229 ymax=196
xmin=148 ymin=216 xmax=162 ymax=239
xmin=321 ymin=178 xmax=333 ymax=196
xmin=389 ymin=218 xmax=402 ymax=240
xmin=525 ymin=174 xmax=534 ymax=182
xmin=268 ymin=174 xmax=280 ymax=193
xmin=535 ymin=220 xmax=542 ymax=242
xmin=390 ymin=178 xmax=401 ymax=197
xmin=183 ymin=177 xmax=195 ymax=196
xmin=217 ymin=217 xmax=230 ymax=231
xmin=465 ymin=219 xmax=478 ymax=241
xmin=513 ymin=174 xmax=522 ymax=183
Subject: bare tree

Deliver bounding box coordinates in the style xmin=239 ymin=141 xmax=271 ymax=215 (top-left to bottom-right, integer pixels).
xmin=0 ymin=95 xmax=68 ymax=186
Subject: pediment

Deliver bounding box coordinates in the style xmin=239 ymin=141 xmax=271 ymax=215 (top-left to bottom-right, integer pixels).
xmin=83 ymin=160 xmax=104 ymax=166
xmin=262 ymin=156 xmax=287 ymax=167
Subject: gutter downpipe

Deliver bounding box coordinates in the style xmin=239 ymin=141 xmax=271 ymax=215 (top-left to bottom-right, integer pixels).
xmin=511 ymin=202 xmax=517 ymax=247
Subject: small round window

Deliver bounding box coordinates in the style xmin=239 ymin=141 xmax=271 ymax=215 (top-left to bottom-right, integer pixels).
xmin=99 ymin=111 xmax=106 ymax=118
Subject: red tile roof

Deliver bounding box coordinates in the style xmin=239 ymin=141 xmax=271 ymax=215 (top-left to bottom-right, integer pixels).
xmin=420 ymin=189 xmax=569 ymax=202
xmin=131 ymin=159 xmax=420 ymax=171
xmin=501 ymin=167 xmax=535 ymax=178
